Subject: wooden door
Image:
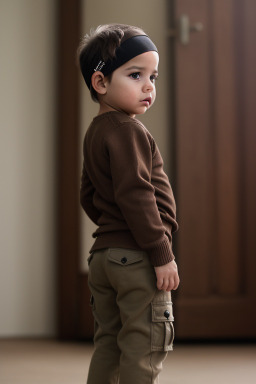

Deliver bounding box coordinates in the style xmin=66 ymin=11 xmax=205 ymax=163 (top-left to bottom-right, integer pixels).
xmin=171 ymin=0 xmax=256 ymax=338
xmin=57 ymin=0 xmax=256 ymax=341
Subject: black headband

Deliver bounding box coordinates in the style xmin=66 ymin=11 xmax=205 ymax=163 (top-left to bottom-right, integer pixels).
xmin=81 ymin=35 xmax=158 ymax=89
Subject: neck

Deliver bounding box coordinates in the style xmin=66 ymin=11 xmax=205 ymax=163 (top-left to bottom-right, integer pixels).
xmin=98 ymin=103 xmax=136 ymax=118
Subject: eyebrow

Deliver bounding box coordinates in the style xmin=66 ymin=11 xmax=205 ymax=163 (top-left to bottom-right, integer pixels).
xmin=125 ymin=65 xmax=158 ymax=74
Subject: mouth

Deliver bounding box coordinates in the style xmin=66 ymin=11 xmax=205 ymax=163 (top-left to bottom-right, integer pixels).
xmin=141 ymin=97 xmax=152 ymax=107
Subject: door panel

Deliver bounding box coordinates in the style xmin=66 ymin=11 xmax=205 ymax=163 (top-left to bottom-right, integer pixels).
xmin=173 ymin=0 xmax=256 ymax=338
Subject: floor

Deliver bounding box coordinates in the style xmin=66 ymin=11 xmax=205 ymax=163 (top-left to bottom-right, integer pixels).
xmin=1 ymin=339 xmax=256 ymax=384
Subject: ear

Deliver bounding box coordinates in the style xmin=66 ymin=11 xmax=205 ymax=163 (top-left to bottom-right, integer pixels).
xmin=91 ymin=71 xmax=107 ymax=95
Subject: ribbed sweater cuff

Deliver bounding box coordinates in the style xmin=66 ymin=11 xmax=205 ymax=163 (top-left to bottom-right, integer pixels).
xmin=148 ymin=236 xmax=174 ymax=266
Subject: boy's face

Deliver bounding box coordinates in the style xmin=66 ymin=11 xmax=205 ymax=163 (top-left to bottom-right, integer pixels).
xmin=99 ymin=51 xmax=159 ymax=117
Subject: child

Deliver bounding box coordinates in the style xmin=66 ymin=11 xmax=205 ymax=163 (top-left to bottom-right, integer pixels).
xmin=78 ymin=23 xmax=180 ymax=384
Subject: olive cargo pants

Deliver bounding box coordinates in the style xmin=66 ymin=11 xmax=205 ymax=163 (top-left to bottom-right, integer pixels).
xmin=87 ymin=248 xmax=175 ymax=384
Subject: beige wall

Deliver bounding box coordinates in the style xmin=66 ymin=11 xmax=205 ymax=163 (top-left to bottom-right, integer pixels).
xmin=0 ymin=0 xmax=56 ymax=336
xmin=79 ymin=0 xmax=171 ymax=270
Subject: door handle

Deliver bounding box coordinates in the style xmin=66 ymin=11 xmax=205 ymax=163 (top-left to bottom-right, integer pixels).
xmin=168 ymin=14 xmax=203 ymax=45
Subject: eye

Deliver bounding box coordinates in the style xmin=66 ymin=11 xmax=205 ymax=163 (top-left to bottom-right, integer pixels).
xmin=129 ymin=72 xmax=140 ymax=80
xmin=150 ymin=74 xmax=158 ymax=83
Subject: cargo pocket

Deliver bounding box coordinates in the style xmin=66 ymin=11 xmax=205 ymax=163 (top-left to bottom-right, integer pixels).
xmin=107 ymin=248 xmax=144 ymax=266
xmin=151 ymin=301 xmax=174 ymax=352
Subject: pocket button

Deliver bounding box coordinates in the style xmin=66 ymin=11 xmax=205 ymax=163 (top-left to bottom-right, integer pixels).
xmin=121 ymin=257 xmax=127 ymax=264
xmin=164 ymin=310 xmax=170 ymax=319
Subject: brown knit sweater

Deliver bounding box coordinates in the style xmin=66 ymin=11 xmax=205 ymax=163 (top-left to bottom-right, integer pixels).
xmin=80 ymin=111 xmax=178 ymax=266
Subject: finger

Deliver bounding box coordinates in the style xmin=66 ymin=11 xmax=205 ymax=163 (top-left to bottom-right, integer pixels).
xmin=172 ymin=275 xmax=180 ymax=290
xmin=162 ymin=278 xmax=169 ymax=291
xmin=157 ymin=277 xmax=163 ymax=290
xmin=167 ymin=278 xmax=175 ymax=292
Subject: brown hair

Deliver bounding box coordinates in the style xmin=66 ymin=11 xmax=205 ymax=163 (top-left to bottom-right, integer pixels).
xmin=77 ymin=24 xmax=145 ymax=102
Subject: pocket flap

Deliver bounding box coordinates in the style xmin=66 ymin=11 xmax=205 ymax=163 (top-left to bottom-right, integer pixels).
xmin=152 ymin=301 xmax=174 ymax=322
xmin=108 ymin=249 xmax=144 ymax=266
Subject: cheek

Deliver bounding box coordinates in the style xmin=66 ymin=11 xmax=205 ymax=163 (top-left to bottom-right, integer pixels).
xmin=118 ymin=85 xmax=136 ymax=101
xmin=113 ymin=82 xmax=128 ymax=98
xmin=152 ymin=88 xmax=156 ymax=101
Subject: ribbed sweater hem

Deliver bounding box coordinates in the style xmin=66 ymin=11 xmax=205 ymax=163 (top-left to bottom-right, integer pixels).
xmin=148 ymin=236 xmax=174 ymax=266
xmin=90 ymin=231 xmax=174 ymax=266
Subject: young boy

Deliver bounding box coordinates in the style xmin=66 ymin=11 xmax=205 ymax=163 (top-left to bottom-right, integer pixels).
xmin=78 ymin=24 xmax=180 ymax=384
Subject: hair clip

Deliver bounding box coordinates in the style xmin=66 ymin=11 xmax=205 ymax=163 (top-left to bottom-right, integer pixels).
xmin=94 ymin=60 xmax=105 ymax=72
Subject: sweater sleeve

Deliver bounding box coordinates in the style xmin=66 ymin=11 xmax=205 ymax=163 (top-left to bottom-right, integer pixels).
xmin=106 ymin=121 xmax=175 ymax=266
xmin=80 ymin=163 xmax=101 ymax=225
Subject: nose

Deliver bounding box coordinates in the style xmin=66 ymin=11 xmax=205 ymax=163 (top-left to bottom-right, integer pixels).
xmin=143 ymin=78 xmax=154 ymax=93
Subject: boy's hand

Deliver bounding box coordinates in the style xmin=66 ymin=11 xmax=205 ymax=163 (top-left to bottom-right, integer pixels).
xmin=154 ymin=260 xmax=180 ymax=292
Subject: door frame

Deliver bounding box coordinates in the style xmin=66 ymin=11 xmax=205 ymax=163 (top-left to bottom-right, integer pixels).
xmin=56 ymin=0 xmax=82 ymax=339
